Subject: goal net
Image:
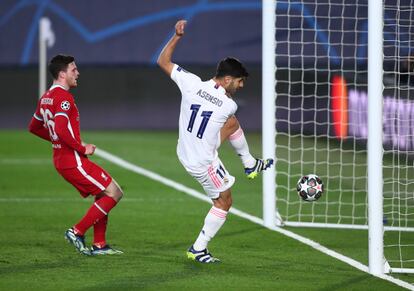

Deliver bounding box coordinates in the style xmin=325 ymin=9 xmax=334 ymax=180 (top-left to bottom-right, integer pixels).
xmin=274 ymin=0 xmax=370 ymax=228
xmin=382 ymin=0 xmax=414 ymax=273
xmin=264 ymin=0 xmax=414 ymax=273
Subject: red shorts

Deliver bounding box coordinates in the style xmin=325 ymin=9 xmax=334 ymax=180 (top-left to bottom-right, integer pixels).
xmin=57 ymin=159 xmax=112 ymax=198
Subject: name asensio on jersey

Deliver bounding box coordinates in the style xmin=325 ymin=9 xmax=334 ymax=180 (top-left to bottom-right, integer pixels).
xmin=196 ymin=89 xmax=223 ymax=107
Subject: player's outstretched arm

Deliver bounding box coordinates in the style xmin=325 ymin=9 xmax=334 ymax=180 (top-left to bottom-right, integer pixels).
xmin=157 ymin=20 xmax=187 ymax=76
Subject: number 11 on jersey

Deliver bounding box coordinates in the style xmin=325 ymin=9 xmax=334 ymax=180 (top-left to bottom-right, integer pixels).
xmin=187 ymin=104 xmax=212 ymax=139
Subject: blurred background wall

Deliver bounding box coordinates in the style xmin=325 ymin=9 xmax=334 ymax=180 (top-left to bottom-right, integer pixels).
xmin=1 ymin=0 xmax=412 ymax=130
xmin=0 ymin=0 xmax=263 ymax=130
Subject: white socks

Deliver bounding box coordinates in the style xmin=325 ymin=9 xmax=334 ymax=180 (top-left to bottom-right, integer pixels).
xmin=228 ymin=127 xmax=256 ymax=168
xmin=193 ymin=206 xmax=228 ymax=251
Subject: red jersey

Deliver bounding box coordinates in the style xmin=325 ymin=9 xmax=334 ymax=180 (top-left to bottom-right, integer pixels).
xmin=29 ymin=85 xmax=87 ymax=169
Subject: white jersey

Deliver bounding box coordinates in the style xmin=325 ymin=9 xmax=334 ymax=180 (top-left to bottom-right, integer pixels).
xmin=171 ymin=64 xmax=238 ymax=172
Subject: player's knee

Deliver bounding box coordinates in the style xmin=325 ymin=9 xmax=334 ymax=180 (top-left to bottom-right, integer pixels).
xmin=216 ymin=202 xmax=230 ymax=212
xmin=222 ymin=203 xmax=231 ymax=212
xmin=114 ymin=185 xmax=124 ymax=201
xmin=226 ymin=196 xmax=233 ymax=210
xmin=217 ymin=197 xmax=232 ymax=211
xmin=105 ymin=180 xmax=123 ymax=202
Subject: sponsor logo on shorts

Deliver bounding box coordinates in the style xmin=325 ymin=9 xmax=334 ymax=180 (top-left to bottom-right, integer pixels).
xmin=101 ymin=172 xmax=108 ymax=181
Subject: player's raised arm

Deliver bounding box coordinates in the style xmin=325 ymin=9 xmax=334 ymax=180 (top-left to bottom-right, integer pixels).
xmin=157 ymin=20 xmax=187 ymax=76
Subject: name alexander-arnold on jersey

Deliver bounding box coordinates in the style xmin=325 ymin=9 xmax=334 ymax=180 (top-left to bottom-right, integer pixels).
xmin=196 ymin=89 xmax=223 ymax=107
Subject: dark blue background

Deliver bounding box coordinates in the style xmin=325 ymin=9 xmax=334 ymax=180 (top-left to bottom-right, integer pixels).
xmin=1 ymin=0 xmax=412 ymax=67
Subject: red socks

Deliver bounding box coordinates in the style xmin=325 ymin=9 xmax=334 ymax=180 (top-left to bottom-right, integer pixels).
xmin=93 ymin=215 xmax=108 ymax=248
xmin=74 ymin=195 xmax=117 ymax=236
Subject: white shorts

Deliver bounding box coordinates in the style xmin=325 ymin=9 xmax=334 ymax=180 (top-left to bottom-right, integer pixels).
xmin=183 ymin=158 xmax=235 ymax=199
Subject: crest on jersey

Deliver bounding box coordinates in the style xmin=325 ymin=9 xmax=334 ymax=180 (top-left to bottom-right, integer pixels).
xmin=61 ymin=101 xmax=70 ymax=111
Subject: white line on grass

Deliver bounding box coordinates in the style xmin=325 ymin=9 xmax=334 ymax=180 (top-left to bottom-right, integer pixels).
xmin=94 ymin=147 xmax=413 ymax=290
xmin=0 ymin=197 xmax=185 ymax=203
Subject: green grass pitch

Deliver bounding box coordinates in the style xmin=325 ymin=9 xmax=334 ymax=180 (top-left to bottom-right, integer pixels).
xmin=0 ymin=130 xmax=410 ymax=290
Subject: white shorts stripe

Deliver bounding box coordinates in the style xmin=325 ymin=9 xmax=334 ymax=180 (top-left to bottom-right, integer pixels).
xmin=185 ymin=158 xmax=235 ymax=199
xmin=208 ymin=166 xmax=221 ymax=188
xmin=65 ymin=118 xmax=83 ymax=167
xmin=77 ymin=166 xmax=106 ymax=191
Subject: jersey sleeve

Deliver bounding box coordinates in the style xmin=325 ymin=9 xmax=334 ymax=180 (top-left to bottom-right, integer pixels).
xmin=53 ymin=95 xmax=86 ymax=154
xmin=229 ymin=100 xmax=238 ymax=116
xmin=33 ymin=101 xmax=43 ymax=122
xmin=28 ymin=101 xmax=51 ymax=141
xmin=170 ymin=64 xmax=201 ymax=94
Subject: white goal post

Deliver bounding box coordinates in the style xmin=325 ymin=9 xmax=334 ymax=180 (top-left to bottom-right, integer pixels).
xmin=367 ymin=0 xmax=384 ymax=276
xmin=38 ymin=17 xmax=55 ymax=98
xmin=263 ymin=0 xmax=414 ymax=275
xmin=262 ymin=0 xmax=277 ymax=228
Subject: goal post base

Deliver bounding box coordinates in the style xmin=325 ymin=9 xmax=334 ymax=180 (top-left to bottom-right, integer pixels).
xmin=275 ymin=210 xmax=284 ymax=226
xmin=388 ymin=268 xmax=414 ymax=274
xmin=280 ymin=222 xmax=414 ymax=232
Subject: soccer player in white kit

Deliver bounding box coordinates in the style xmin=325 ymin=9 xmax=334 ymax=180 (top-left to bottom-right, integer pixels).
xmin=157 ymin=20 xmax=273 ymax=263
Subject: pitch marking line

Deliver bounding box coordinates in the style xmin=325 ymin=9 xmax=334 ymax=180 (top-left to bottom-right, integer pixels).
xmin=94 ymin=147 xmax=413 ymax=290
xmin=0 ymin=197 xmax=185 ymax=203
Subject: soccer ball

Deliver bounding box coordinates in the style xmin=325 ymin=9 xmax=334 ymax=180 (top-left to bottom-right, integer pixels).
xmin=296 ymin=174 xmax=324 ymax=202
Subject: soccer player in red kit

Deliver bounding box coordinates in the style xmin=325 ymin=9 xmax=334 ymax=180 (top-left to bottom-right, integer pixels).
xmin=29 ymin=54 xmax=123 ymax=256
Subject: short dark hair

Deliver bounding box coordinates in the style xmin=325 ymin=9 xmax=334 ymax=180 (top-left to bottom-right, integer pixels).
xmin=215 ymin=57 xmax=249 ymax=78
xmin=48 ymin=54 xmax=75 ymax=79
